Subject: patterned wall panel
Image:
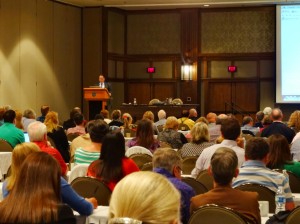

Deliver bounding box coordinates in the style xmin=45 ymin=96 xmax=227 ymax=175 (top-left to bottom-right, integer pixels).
xmin=201 ymin=9 xmax=275 ymax=53
xmin=127 ymin=13 xmax=180 ymax=54
xmin=108 ymin=11 xmax=125 ymax=54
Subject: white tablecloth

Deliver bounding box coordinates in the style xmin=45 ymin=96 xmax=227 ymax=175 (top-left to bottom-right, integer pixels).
xmin=75 ymin=206 xmax=109 ymax=224
xmin=0 ymin=152 xmax=12 ymax=180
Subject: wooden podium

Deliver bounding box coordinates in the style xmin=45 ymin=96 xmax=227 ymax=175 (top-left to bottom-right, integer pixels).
xmin=83 ymin=88 xmax=110 ymax=120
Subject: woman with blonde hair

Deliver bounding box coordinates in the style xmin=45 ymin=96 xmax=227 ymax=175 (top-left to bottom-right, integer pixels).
xmin=44 ymin=111 xmax=70 ymax=162
xmin=288 ymin=110 xmax=300 ymax=133
xmin=0 ymin=152 xmax=76 ymax=223
xmin=2 ymin=142 xmax=40 ymax=198
xmin=14 ymin=109 xmax=24 ymax=130
xmin=180 ymin=122 xmax=214 ymax=158
xmin=158 ymin=116 xmax=188 ymax=149
xmin=109 ymin=171 xmax=180 ymax=224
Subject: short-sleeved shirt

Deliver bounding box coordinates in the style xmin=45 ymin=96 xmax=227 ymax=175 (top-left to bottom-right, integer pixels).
xmin=74 ymin=147 xmax=100 ymax=165
xmin=0 ymin=122 xmax=25 ymax=148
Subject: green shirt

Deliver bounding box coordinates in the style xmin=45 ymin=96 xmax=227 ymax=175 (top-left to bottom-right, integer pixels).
xmin=0 ymin=122 xmax=25 ymax=148
xmin=284 ymin=161 xmax=300 ymax=178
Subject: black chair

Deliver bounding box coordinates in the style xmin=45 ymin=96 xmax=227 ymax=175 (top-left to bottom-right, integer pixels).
xmin=0 ymin=139 xmax=13 ymax=152
xmin=234 ymin=183 xmax=276 ymax=213
xmin=182 ymin=177 xmax=208 ymax=195
xmin=182 ymin=156 xmax=197 ymax=175
xmin=196 ymin=169 xmax=213 ymax=190
xmin=189 ymin=204 xmax=248 ymax=224
xmin=286 ymin=206 xmax=300 ymax=224
xmin=71 ymin=177 xmax=111 ymax=205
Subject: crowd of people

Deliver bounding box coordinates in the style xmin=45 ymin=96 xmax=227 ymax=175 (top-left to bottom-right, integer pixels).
xmin=1 ymin=104 xmax=300 ymax=223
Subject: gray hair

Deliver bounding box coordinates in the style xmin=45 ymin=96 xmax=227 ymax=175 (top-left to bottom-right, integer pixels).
xmin=152 ymin=148 xmax=181 ymax=173
xmin=27 ymin=121 xmax=47 ymax=142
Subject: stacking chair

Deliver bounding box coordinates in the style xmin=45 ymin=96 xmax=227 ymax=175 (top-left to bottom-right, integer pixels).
xmin=71 ymin=177 xmax=111 ymax=205
xmin=0 ymin=139 xmax=13 ymax=152
xmin=141 ymin=162 xmax=153 ymax=171
xmin=234 ymin=183 xmax=276 ymax=213
xmin=182 ymin=177 xmax=208 ymax=195
xmin=286 ymin=206 xmax=300 ymax=224
xmin=196 ymin=169 xmax=213 ymax=190
xmin=125 ymin=146 xmax=153 ymax=158
xmin=189 ymin=204 xmax=248 ymax=224
xmin=67 ymin=133 xmax=80 ymax=142
xmin=182 ymin=156 xmax=197 ymax=175
xmin=129 ymin=153 xmax=153 ymax=169
xmin=68 ymin=164 xmax=89 ymax=183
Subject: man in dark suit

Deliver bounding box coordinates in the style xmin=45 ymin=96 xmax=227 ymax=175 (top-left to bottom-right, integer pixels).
xmin=98 ymin=74 xmax=112 ymax=96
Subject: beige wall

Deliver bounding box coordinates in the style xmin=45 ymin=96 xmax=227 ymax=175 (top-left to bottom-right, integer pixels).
xmin=0 ymin=0 xmax=82 ymax=122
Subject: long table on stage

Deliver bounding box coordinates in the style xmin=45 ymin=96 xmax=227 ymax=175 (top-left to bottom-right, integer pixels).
xmin=120 ymin=104 xmax=199 ymax=123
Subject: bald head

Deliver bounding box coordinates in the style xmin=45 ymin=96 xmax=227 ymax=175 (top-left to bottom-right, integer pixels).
xmin=271 ymin=108 xmax=283 ymax=121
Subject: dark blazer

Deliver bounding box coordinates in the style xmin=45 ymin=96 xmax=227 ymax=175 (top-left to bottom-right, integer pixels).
xmin=261 ymin=121 xmax=295 ymax=143
xmin=99 ymin=82 xmax=112 ymax=94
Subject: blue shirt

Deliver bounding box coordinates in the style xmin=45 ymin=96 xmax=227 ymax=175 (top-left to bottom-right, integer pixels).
xmin=154 ymin=167 xmax=195 ymax=224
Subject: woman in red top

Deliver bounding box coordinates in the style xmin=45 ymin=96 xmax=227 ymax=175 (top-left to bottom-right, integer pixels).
xmin=87 ymin=131 xmax=139 ymax=191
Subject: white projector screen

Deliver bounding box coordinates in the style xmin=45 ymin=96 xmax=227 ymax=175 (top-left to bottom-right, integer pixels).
xmin=276 ymin=5 xmax=300 ymax=103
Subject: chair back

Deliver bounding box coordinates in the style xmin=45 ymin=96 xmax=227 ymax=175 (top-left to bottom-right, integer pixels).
xmin=68 ymin=164 xmax=89 ymax=183
xmin=67 ymin=133 xmax=80 ymax=142
xmin=189 ymin=204 xmax=248 ymax=224
xmin=234 ymin=183 xmax=276 ymax=213
xmin=129 ymin=153 xmax=153 ymax=169
xmin=71 ymin=177 xmax=111 ymax=205
xmin=274 ymin=169 xmax=300 ymax=193
xmin=125 ymin=146 xmax=153 ymax=158
xmin=0 ymin=139 xmax=13 ymax=152
xmin=179 ymin=123 xmax=190 ymax=131
xmin=286 ymin=206 xmax=300 ymax=224
xmin=182 ymin=177 xmax=208 ymax=195
xmin=47 ymin=136 xmax=56 ymax=148
xmin=196 ymin=169 xmax=213 ymax=190
xmin=141 ymin=162 xmax=153 ymax=171
xmin=182 ymin=157 xmax=197 ymax=175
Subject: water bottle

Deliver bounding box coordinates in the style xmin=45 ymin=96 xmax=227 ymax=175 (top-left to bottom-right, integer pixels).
xmin=275 ymin=186 xmax=286 ymax=213
xmin=133 ymin=98 xmax=137 ymax=105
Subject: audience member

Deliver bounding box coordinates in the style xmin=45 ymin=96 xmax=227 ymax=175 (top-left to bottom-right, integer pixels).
xmin=153 ymin=148 xmax=195 ymax=224
xmin=87 ymin=131 xmax=139 ymax=191
xmin=0 ymin=106 xmax=5 ymax=126
xmin=263 ymin=107 xmax=272 ymax=115
xmin=0 ymin=152 xmax=76 ymax=224
xmin=191 ymin=118 xmax=245 ymax=178
xmin=74 ymin=119 xmax=109 ymax=165
xmin=253 ymin=111 xmax=264 ymax=128
xmin=121 ymin=113 xmax=135 ymax=130
xmin=100 ymin=109 xmax=111 ymax=124
xmin=261 ymin=108 xmax=295 ymax=143
xmin=22 ymin=109 xmax=37 ymax=132
xmin=260 ymin=114 xmax=272 ymax=132
xmin=143 ymin=110 xmax=159 ymax=134
xmin=267 ymin=134 xmax=300 ymax=177
xmin=154 ymin=109 xmax=167 ymax=128
xmin=178 ymin=109 xmax=195 ymax=130
xmin=180 ymin=122 xmax=214 ymax=158
xmin=241 ymin=116 xmax=259 ymax=136
xmin=109 ymin=171 xmax=180 ymax=224
xmin=66 ymin=113 xmax=86 ymax=135
xmin=189 ymin=108 xmax=198 ymax=122
xmin=27 ymin=121 xmax=67 ymax=176
xmin=287 ymin=110 xmax=300 ymax=133
xmin=0 ymin=109 xmax=25 ymax=148
xmin=36 ymin=105 xmax=50 ymax=123
xmin=14 ymin=109 xmax=24 ymax=130
xmin=63 ymin=107 xmax=81 ymax=130
xmin=127 ymin=119 xmax=160 ymax=153
xmin=109 ymin=110 xmax=124 ymax=127
xmin=233 ymin=137 xmax=295 ymax=211
xmin=158 ymin=116 xmax=188 ymax=149
xmin=45 ymin=111 xmax=70 ymax=162
xmin=206 ymin=112 xmax=221 ymax=142
xmin=190 ymin=147 xmax=260 ymax=224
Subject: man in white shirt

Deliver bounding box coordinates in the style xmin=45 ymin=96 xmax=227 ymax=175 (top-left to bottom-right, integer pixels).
xmin=191 ymin=117 xmax=245 ymax=178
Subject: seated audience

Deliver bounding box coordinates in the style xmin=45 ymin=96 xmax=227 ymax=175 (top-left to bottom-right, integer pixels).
xmin=178 ymin=109 xmax=195 ymax=130
xmin=180 ymin=122 xmax=214 ymax=158
xmin=261 ymin=108 xmax=295 ymax=143
xmin=233 ymin=137 xmax=295 ymax=211
xmin=27 ymin=121 xmax=67 ymax=176
xmin=191 ymin=118 xmax=245 ymax=178
xmin=63 ymin=107 xmax=81 ymax=130
xmin=287 ymin=110 xmax=300 ymax=133
xmin=0 ymin=109 xmax=25 ymax=148
xmin=143 ymin=110 xmax=159 ymax=134
xmin=121 ymin=112 xmax=136 ymax=135
xmin=109 ymin=110 xmax=124 ymax=127
xmin=267 ymin=134 xmax=300 ymax=177
xmin=74 ymin=119 xmax=109 ymax=165
xmin=260 ymin=114 xmax=272 ymax=132
xmin=66 ymin=113 xmax=86 ymax=135
xmin=14 ymin=109 xmax=24 ymax=130
xmin=127 ymin=119 xmax=160 ymax=153
xmin=0 ymin=152 xmax=76 ymax=224
xmin=154 ymin=109 xmax=167 ymax=129
xmin=87 ymin=131 xmax=139 ymax=191
xmin=109 ymin=171 xmax=180 ymax=224
xmin=100 ymin=109 xmax=111 ymax=124
xmin=206 ymin=112 xmax=221 ymax=142
xmin=263 ymin=106 xmax=272 ymax=116
xmin=45 ymin=111 xmax=70 ymax=162
xmin=190 ymin=147 xmax=260 ymax=224
xmin=189 ymin=108 xmax=198 ymax=122
xmin=22 ymin=109 xmax=36 ymax=132
xmin=36 ymin=105 xmax=50 ymax=123
xmin=158 ymin=116 xmax=188 ymax=149
xmin=153 ymin=148 xmax=195 ymax=224
xmin=241 ymin=116 xmax=259 ymax=136
xmin=253 ymin=111 xmax=264 ymax=128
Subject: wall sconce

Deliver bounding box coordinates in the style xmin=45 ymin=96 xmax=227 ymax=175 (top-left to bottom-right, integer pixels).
xmin=181 ymin=64 xmax=193 ymax=80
